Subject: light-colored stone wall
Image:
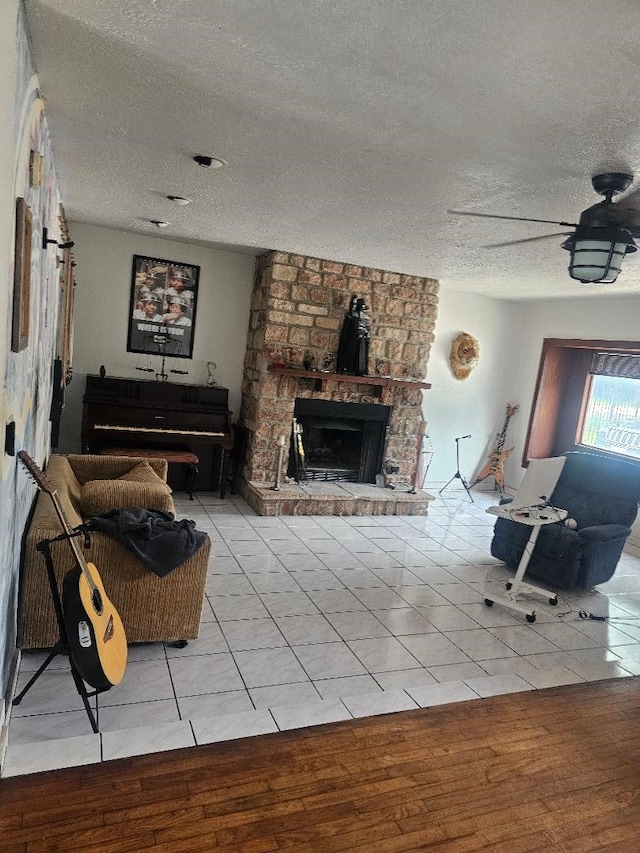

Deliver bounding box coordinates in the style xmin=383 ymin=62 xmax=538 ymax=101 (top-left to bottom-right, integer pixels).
xmin=239 ymin=251 xmax=439 ymax=486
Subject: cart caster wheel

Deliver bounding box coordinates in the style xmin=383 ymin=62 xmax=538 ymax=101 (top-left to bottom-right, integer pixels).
xmin=526 ymin=613 xmax=536 ymax=623
xmin=549 ymin=597 xmax=558 ymax=606
xmin=484 ymin=598 xmax=494 ymax=607
xmin=506 ymin=582 xmax=512 ymax=590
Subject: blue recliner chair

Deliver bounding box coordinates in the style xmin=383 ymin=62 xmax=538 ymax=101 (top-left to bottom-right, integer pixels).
xmin=490 ymin=451 xmax=640 ymax=590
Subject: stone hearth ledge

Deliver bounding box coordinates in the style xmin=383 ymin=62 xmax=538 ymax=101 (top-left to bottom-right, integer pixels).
xmin=241 ymin=480 xmax=435 ymax=517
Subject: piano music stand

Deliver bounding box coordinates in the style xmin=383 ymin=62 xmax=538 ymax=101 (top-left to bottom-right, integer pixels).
xmin=12 ymin=530 xmax=112 ymax=733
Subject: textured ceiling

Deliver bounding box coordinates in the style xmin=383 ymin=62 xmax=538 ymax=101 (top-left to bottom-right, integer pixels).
xmin=24 ymin=0 xmax=640 ymax=300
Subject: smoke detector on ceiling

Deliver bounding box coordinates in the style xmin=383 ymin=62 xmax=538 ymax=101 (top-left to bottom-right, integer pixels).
xmin=167 ymin=195 xmax=192 ymax=206
xmin=149 ymin=219 xmax=170 ymax=228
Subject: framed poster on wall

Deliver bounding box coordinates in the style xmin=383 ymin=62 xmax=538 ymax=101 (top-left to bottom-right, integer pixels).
xmin=12 ymin=197 xmax=33 ymax=352
xmin=127 ymin=254 xmax=200 ymax=359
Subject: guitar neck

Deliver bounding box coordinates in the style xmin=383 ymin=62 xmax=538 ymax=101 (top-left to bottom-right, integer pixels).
xmin=496 ymin=415 xmax=514 ymax=451
xmin=49 ymin=489 xmax=97 ymax=595
xmin=18 ymin=451 xmax=98 ymax=597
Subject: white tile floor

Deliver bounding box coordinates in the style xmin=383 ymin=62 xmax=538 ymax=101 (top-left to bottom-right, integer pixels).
xmin=5 ymin=485 xmax=640 ymax=777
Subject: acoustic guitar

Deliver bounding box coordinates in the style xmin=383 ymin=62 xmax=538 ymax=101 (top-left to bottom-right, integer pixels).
xmin=18 ymin=451 xmax=127 ymax=690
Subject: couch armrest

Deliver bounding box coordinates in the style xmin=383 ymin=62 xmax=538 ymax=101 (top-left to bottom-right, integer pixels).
xmin=579 ymin=524 xmax=631 ymax=542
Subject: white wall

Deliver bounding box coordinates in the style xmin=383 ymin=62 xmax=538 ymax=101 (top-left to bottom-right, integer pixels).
xmin=58 ymin=223 xmax=256 ymax=452
xmin=423 ymin=287 xmax=526 ymax=490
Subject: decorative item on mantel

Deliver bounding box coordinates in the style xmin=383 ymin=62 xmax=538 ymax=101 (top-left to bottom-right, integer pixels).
xmin=336 ymin=293 xmax=371 ymax=376
xmin=374 ymin=358 xmax=392 ymax=377
xmin=206 ymin=361 xmax=217 ymax=387
xmin=322 ymin=352 xmax=335 ymax=372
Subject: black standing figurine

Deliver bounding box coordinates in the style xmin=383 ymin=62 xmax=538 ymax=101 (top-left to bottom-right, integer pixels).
xmin=336 ymin=294 xmax=371 ymax=376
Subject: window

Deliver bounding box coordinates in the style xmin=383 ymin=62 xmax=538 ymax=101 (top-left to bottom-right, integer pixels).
xmin=524 ymin=339 xmax=640 ymax=466
xmin=579 ymin=353 xmax=640 ymax=460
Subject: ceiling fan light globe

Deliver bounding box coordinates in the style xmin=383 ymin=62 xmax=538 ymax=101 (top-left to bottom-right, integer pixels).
xmin=563 ymin=226 xmax=636 ymax=284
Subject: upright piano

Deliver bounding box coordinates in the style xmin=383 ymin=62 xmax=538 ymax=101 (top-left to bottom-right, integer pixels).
xmin=82 ymin=374 xmax=233 ymax=493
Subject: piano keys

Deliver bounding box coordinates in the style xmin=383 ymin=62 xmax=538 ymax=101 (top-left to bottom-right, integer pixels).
xmin=93 ymin=424 xmax=227 ymax=437
xmin=82 ymin=374 xmax=233 ymax=494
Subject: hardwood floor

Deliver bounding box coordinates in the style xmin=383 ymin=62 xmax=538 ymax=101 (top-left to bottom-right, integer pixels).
xmin=2 ymin=678 xmax=639 ymax=852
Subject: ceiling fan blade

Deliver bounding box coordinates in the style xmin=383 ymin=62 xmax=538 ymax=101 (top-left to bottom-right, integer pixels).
xmin=448 ymin=209 xmax=578 ymax=228
xmin=482 ymin=232 xmax=573 ymax=249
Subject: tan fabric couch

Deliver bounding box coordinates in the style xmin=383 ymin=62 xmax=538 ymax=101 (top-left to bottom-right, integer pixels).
xmin=19 ymin=454 xmax=210 ymax=649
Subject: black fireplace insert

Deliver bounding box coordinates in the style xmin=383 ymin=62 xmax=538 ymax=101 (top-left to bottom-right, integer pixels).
xmin=288 ymin=398 xmax=390 ymax=483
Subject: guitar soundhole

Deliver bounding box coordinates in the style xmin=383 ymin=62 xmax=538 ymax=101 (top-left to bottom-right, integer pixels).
xmin=92 ymin=588 xmax=104 ymax=616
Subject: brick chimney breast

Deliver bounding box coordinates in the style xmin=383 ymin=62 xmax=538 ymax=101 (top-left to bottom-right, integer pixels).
xmin=238 ymin=251 xmax=439 ymax=504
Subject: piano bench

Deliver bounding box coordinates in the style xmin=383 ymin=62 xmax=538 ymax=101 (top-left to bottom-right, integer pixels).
xmin=99 ymin=447 xmax=200 ymax=500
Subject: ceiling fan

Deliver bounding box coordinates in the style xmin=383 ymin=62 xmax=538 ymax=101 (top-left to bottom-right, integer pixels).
xmin=449 ymin=172 xmax=640 ymax=284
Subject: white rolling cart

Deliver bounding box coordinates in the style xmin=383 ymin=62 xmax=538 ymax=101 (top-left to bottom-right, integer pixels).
xmin=484 ymin=457 xmax=567 ymax=623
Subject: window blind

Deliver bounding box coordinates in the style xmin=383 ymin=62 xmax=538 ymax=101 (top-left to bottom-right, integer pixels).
xmin=590 ymin=352 xmax=640 ymax=380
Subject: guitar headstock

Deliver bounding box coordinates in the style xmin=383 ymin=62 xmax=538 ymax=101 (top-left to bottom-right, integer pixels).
xmin=18 ymin=451 xmax=56 ymax=495
xmin=506 ymin=404 xmax=519 ymax=417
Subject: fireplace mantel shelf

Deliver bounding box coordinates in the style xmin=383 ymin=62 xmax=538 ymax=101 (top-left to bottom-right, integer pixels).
xmin=269 ymin=365 xmax=431 ymax=394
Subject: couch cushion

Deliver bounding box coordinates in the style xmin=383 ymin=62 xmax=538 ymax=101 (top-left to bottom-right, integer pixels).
xmin=67 ymin=454 xmax=168 ymax=485
xmin=80 ymin=479 xmax=174 ymax=517
xmin=117 ymin=460 xmax=172 ymax=493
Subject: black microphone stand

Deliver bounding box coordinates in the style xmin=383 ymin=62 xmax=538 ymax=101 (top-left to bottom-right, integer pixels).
xmin=439 ymin=435 xmax=474 ymax=502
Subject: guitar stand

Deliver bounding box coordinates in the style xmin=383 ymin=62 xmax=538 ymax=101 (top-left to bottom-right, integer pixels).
xmin=12 ymin=529 xmax=110 ymax=734
xmin=439 ymin=436 xmax=474 ymax=503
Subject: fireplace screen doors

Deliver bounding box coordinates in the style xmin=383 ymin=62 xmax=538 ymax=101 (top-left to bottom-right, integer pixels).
xmin=288 ymin=399 xmax=390 ymax=483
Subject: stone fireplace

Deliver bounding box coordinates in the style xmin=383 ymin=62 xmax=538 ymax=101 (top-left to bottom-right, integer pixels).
xmin=238 ymin=250 xmax=439 ymax=515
